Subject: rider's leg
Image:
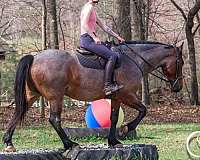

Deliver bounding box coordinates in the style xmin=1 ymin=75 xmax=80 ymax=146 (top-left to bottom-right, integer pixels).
xmin=104 ymin=55 xmax=123 ymax=95
xmin=80 ymin=34 xmax=123 ymax=95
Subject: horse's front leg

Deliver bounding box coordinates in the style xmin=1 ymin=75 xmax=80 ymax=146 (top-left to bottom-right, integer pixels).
xmin=119 ymin=101 xmax=147 ymax=138
xmin=108 ymin=99 xmax=123 ymax=147
xmin=127 ymin=102 xmax=147 ymax=131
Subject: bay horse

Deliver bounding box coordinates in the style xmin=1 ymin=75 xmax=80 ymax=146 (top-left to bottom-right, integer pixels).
xmin=3 ymin=41 xmax=184 ymax=152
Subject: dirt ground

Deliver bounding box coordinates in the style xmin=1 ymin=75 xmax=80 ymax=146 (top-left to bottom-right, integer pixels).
xmin=61 ymin=89 xmax=200 ymax=124
xmin=1 ymin=102 xmax=199 ymax=129
xmin=1 ymin=89 xmax=200 ymax=129
xmin=60 ymin=102 xmax=200 ymax=124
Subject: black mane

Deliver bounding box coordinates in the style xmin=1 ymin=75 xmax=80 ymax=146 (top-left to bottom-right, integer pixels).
xmin=124 ymin=40 xmax=174 ymax=48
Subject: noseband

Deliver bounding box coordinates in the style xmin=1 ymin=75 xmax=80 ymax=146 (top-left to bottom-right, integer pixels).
xmin=119 ymin=43 xmax=182 ymax=88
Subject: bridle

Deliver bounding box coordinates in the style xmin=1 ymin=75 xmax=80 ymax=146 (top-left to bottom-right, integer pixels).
xmin=170 ymin=47 xmax=183 ymax=88
xmin=118 ymin=42 xmax=183 ymax=89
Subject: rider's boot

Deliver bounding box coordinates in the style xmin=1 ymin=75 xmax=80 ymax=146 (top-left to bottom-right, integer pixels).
xmin=104 ymin=59 xmax=123 ymax=95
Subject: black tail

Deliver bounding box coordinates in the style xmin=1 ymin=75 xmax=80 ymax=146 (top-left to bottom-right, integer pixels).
xmin=14 ymin=55 xmax=34 ymax=122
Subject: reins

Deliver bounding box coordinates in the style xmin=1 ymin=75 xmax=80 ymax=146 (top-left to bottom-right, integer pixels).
xmin=117 ymin=41 xmax=183 ymax=88
xmin=118 ymin=42 xmax=170 ymax=82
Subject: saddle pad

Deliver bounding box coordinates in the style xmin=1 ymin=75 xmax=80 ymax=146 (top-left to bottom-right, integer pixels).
xmin=76 ymin=53 xmax=121 ymax=70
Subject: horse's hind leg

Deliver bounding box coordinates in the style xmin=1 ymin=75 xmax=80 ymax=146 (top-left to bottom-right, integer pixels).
xmin=49 ymin=98 xmax=79 ymax=150
xmin=3 ymin=93 xmax=39 ymax=152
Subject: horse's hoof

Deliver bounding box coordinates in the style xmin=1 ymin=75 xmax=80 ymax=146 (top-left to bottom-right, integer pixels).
xmin=118 ymin=125 xmax=128 ymax=138
xmin=63 ymin=143 xmax=80 ymax=158
xmin=3 ymin=146 xmax=16 ymax=152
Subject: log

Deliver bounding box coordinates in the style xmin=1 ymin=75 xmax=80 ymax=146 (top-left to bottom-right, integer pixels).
xmin=0 ymin=144 xmax=158 ymax=160
xmin=0 ymin=149 xmax=64 ymax=160
xmin=64 ymin=128 xmax=137 ymax=140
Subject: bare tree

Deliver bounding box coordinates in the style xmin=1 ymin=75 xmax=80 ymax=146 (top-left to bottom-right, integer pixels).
xmin=171 ymin=0 xmax=200 ymax=105
xmin=47 ymin=0 xmax=59 ymax=49
xmin=112 ymin=0 xmax=131 ymax=40
xmin=0 ymin=51 xmax=5 ymax=106
xmin=42 ymin=0 xmax=47 ymax=50
xmin=196 ymin=9 xmax=200 ymax=36
xmin=0 ymin=1 xmax=8 ymax=107
xmin=40 ymin=0 xmax=48 ymax=120
xmin=132 ymin=0 xmax=151 ymax=105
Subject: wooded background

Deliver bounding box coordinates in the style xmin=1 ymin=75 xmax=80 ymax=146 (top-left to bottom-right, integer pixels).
xmin=0 ymin=0 xmax=200 ymax=108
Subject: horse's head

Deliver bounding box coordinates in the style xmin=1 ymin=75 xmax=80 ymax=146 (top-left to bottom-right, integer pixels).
xmin=161 ymin=43 xmax=184 ymax=92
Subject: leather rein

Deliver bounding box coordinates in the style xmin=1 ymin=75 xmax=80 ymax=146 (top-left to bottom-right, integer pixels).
xmin=117 ymin=42 xmax=183 ymax=87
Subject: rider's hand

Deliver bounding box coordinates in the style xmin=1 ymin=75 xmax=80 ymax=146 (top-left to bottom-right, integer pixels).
xmin=117 ymin=36 xmax=125 ymax=43
xmin=94 ymin=36 xmax=101 ymax=44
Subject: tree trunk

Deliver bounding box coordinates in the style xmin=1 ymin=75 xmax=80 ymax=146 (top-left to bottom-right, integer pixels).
xmin=131 ymin=0 xmax=140 ymax=39
xmin=42 ymin=0 xmax=47 ymax=50
xmin=0 ymin=52 xmax=5 ymax=106
xmin=185 ymin=0 xmax=200 ymax=105
xmin=141 ymin=0 xmax=150 ymax=105
xmin=40 ymin=0 xmax=48 ymax=121
xmin=145 ymin=0 xmax=150 ymax=40
xmin=142 ymin=75 xmax=150 ymax=105
xmin=113 ymin=0 xmax=131 ymax=40
xmin=186 ymin=15 xmax=199 ymax=105
xmin=171 ymin=0 xmax=200 ymax=105
xmin=39 ymin=97 xmax=46 ymax=121
xmin=137 ymin=0 xmax=145 ymax=40
xmin=47 ymin=0 xmax=59 ymax=49
xmin=0 ymin=70 xmax=1 ymax=106
xmin=196 ymin=13 xmax=200 ymax=36
xmin=132 ymin=0 xmax=150 ymax=105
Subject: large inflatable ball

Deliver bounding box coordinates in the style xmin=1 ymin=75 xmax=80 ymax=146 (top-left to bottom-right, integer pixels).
xmin=85 ymin=99 xmax=124 ymax=128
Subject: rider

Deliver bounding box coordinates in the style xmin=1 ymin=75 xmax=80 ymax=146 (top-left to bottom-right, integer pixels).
xmin=80 ymin=0 xmax=124 ymax=95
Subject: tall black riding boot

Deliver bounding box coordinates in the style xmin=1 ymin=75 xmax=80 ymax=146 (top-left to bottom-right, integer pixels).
xmin=104 ymin=59 xmax=123 ymax=95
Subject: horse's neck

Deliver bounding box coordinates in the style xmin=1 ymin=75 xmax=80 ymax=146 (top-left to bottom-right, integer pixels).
xmin=139 ymin=47 xmax=169 ymax=73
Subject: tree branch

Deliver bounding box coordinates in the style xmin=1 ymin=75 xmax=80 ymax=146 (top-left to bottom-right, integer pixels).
xmin=188 ymin=0 xmax=200 ymax=19
xmin=58 ymin=7 xmax=66 ymax=50
xmin=170 ymin=0 xmax=187 ymax=20
xmin=0 ymin=6 xmax=5 ymax=25
xmin=193 ymin=23 xmax=200 ymax=35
